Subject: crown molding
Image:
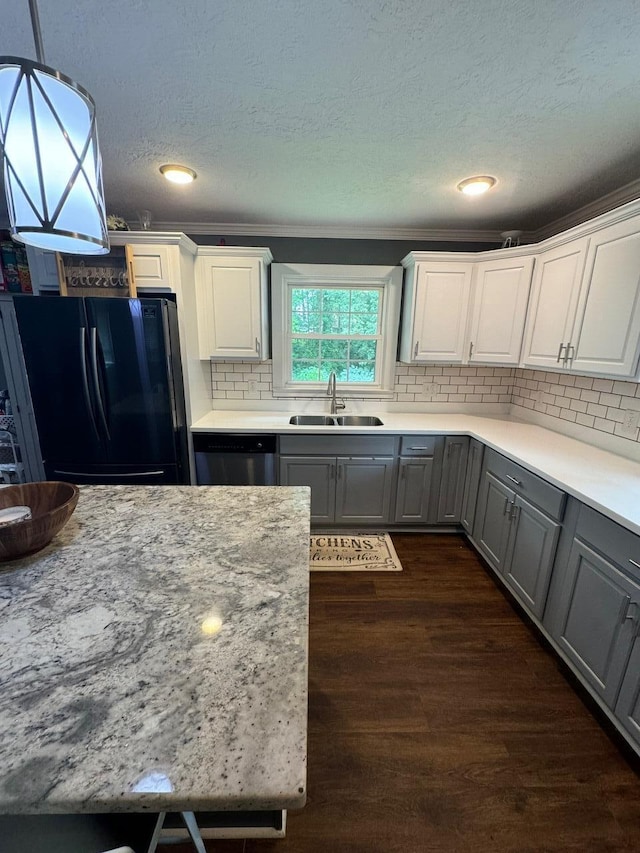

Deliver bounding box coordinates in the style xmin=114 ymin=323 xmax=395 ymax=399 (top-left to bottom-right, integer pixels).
xmin=110 ymin=230 xmax=198 ymax=254
xmin=529 ymin=176 xmax=640 ymax=242
xmin=148 ymin=220 xmax=504 ymax=243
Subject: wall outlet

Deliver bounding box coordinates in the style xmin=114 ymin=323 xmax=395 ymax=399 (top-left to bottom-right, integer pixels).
xmin=421 ymin=382 xmax=440 ymax=396
xmin=623 ymin=409 xmax=640 ymax=429
xmin=247 ymin=379 xmax=259 ymax=393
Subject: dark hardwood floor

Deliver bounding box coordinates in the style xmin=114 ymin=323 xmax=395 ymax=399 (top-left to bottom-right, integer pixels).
xmin=176 ymin=533 xmax=640 ymax=853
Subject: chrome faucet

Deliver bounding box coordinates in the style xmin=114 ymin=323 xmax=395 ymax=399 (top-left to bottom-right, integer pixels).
xmin=327 ymin=371 xmax=346 ymax=415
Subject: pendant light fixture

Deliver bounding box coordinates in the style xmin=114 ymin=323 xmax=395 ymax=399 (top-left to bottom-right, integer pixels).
xmin=0 ymin=0 xmax=109 ymax=254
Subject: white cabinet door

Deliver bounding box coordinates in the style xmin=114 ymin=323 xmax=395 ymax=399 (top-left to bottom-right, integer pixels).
xmin=24 ymin=246 xmax=61 ymax=292
xmin=128 ymin=245 xmax=174 ymax=290
xmin=196 ymin=250 xmax=271 ymax=360
xmin=569 ymin=218 xmax=640 ymax=377
xmin=521 ymin=239 xmax=588 ymax=369
xmin=410 ymin=262 xmax=473 ymax=362
xmin=468 ymin=256 xmax=534 ymax=364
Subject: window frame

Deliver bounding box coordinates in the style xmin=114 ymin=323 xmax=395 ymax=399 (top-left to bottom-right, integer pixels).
xmin=272 ymin=263 xmax=403 ymax=398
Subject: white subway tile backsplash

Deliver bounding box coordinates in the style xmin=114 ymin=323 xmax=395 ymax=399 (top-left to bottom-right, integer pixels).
xmin=210 ymin=361 xmax=640 ymax=449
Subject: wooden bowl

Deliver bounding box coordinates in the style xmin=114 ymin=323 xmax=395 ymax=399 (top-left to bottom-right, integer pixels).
xmin=0 ymin=482 xmax=79 ymax=562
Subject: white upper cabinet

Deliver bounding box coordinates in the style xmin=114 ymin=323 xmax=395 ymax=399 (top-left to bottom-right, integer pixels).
xmin=127 ymin=244 xmax=174 ymax=290
xmin=468 ymin=256 xmax=534 ymax=364
xmin=570 ymin=218 xmax=640 ymax=376
xmin=521 ymin=238 xmax=588 ymax=369
xmin=196 ymin=247 xmax=273 ymax=361
xmin=400 ymin=260 xmax=473 ymax=362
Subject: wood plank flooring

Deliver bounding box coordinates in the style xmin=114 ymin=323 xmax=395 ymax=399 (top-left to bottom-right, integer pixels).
xmin=175 ymin=533 xmax=640 ymax=853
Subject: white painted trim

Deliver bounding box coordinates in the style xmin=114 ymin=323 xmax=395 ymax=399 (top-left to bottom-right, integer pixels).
xmin=196 ymin=245 xmax=273 ymax=263
xmin=147 ymin=221 xmax=504 ymax=243
xmin=271 ymin=263 xmax=402 ymax=396
xmin=109 ymin=230 xmax=198 ymax=254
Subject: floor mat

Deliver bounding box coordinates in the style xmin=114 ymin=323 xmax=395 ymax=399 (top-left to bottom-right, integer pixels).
xmin=309 ymin=533 xmax=402 ymax=571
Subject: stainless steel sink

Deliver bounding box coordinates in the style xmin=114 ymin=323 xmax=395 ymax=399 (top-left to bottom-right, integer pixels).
xmin=289 ymin=415 xmax=336 ymax=425
xmin=334 ymin=416 xmax=384 ymax=426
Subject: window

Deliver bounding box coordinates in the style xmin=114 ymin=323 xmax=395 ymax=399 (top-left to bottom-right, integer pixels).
xmin=272 ymin=263 xmax=402 ymax=397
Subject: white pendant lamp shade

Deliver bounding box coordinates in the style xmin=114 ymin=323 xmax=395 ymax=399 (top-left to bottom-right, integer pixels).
xmin=0 ymin=58 xmax=109 ymax=254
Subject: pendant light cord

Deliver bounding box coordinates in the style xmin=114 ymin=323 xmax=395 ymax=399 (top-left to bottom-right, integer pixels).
xmin=28 ymin=0 xmax=46 ymax=64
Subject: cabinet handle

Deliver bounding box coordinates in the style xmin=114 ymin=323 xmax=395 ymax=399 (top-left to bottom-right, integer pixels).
xmin=629 ymin=559 xmax=640 ymax=570
xmin=564 ymin=344 xmax=575 ymax=365
xmin=469 ymin=341 xmax=474 ymax=359
xmin=510 ymin=504 xmax=520 ymax=523
xmin=622 ymin=597 xmax=639 ymax=623
xmin=255 ymin=337 xmax=261 ymax=355
xmin=556 ymin=342 xmax=566 ymax=363
xmin=505 ymin=474 xmax=522 ymax=486
xmin=503 ymin=498 xmax=510 ymax=515
xmin=414 ymin=341 xmax=419 ymax=358
xmin=409 ymin=446 xmax=432 ymax=451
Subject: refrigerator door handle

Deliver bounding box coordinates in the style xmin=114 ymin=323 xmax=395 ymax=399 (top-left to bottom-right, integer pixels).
xmin=80 ymin=327 xmax=101 ymax=442
xmin=90 ymin=326 xmax=111 ymax=441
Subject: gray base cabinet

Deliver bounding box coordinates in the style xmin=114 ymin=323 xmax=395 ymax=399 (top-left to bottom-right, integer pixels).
xmin=437 ymin=436 xmax=469 ymax=522
xmin=395 ymin=457 xmax=435 ymax=522
xmin=394 ymin=435 xmax=442 ymax=524
xmin=473 ymin=449 xmax=564 ymax=619
xmin=545 ymin=504 xmax=640 ymax=710
xmin=278 ymin=435 xmax=397 ymax=526
xmin=336 ymin=456 xmax=395 ymax=523
xmin=279 ymin=456 xmax=335 ymax=522
xmin=461 ymin=438 xmax=484 ymax=534
xmin=615 ymin=641 xmax=640 ymax=746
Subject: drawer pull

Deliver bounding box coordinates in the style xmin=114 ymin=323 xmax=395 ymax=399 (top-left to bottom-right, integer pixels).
xmin=409 ymin=446 xmax=432 ymax=451
xmin=506 ymin=475 xmax=522 ymax=486
xmin=629 ymin=559 xmax=640 ymax=570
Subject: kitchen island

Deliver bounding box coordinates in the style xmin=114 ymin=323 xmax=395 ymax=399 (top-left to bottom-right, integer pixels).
xmin=0 ymin=485 xmax=310 ymax=846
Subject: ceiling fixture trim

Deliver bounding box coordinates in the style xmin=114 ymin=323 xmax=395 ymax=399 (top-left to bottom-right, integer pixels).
xmin=0 ymin=0 xmax=109 ymax=254
xmin=159 ymin=164 xmax=197 ymax=184
xmin=456 ymin=176 xmax=497 ymax=196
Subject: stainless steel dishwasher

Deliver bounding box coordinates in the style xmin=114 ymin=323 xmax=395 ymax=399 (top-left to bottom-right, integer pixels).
xmin=193 ymin=433 xmax=278 ymax=485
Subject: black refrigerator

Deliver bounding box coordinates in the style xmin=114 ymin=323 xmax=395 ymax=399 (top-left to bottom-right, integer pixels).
xmin=13 ymin=296 xmax=189 ymax=485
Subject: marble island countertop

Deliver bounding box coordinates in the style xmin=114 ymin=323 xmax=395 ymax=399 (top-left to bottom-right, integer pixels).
xmin=0 ymin=485 xmax=310 ymax=815
xmin=191 ymin=410 xmax=640 ymax=536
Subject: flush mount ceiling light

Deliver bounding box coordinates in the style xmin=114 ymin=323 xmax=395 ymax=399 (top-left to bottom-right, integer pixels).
xmin=456 ymin=175 xmax=497 ymax=196
xmin=159 ymin=164 xmax=197 ymax=185
xmin=0 ymin=0 xmax=109 ymax=254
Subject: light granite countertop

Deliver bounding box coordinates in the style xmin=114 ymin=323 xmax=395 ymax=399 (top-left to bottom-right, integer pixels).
xmin=0 ymin=485 xmax=310 ymax=815
xmin=191 ymin=411 xmax=640 ymax=536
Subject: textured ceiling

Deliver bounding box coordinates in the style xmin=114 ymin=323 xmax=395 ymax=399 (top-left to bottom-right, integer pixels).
xmin=2 ymin=0 xmax=640 ymax=236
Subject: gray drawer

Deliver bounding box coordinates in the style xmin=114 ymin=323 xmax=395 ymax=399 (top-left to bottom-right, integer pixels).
xmin=399 ymin=436 xmax=440 ymax=456
xmin=484 ymin=447 xmax=566 ymax=521
xmin=576 ymin=505 xmax=640 ymax=581
xmin=279 ymin=434 xmax=396 ymax=456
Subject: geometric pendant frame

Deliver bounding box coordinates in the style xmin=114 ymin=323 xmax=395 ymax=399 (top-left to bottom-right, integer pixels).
xmin=0 ymin=56 xmax=109 ymax=255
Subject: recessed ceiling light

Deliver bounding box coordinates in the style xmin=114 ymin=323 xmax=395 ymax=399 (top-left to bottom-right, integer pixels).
xmin=159 ymin=164 xmax=197 ymax=184
xmin=457 ymin=175 xmax=497 ymax=196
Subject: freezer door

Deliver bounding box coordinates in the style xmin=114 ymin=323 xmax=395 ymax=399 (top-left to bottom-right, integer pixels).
xmin=84 ymin=298 xmax=179 ymax=466
xmin=13 ymin=296 xmax=107 ymax=468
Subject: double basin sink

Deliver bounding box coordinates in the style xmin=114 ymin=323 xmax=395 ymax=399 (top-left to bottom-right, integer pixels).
xmin=289 ymin=415 xmax=384 ymax=426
